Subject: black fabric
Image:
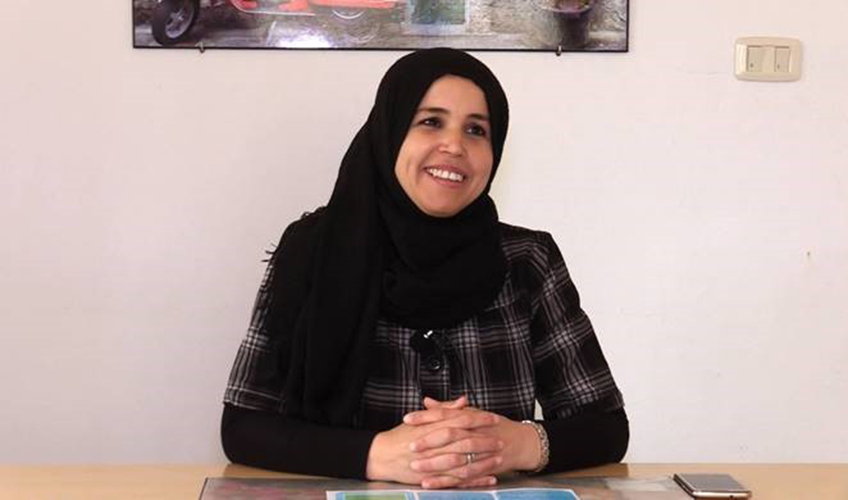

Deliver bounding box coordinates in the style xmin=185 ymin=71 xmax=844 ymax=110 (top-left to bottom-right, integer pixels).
xmin=541 ymin=408 xmax=630 ymax=472
xmin=220 ymin=403 xmax=628 ymax=479
xmin=263 ymin=48 xmax=510 ymax=426
xmin=221 ymin=403 xmax=378 ymax=479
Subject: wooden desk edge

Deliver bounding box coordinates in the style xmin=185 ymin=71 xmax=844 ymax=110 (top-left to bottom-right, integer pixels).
xmin=1 ymin=463 xmax=846 ymax=500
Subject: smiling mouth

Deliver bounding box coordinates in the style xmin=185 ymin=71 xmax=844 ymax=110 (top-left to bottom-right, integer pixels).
xmin=425 ymin=167 xmax=466 ymax=183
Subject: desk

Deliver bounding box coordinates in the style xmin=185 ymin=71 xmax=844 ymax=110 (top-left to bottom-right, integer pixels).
xmin=1 ymin=464 xmax=846 ymax=499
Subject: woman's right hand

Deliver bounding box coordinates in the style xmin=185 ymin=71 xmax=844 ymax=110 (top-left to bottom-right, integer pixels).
xmin=365 ymin=396 xmax=503 ymax=488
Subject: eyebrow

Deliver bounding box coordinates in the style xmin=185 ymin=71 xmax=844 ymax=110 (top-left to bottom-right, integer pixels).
xmin=416 ymin=106 xmax=490 ymax=122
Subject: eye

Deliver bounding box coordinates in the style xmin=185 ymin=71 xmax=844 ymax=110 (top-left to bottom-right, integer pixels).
xmin=466 ymin=123 xmax=489 ymax=137
xmin=418 ymin=116 xmax=442 ymax=128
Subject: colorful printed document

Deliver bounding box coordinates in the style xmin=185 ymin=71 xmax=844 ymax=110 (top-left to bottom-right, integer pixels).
xmin=327 ymin=488 xmax=579 ymax=500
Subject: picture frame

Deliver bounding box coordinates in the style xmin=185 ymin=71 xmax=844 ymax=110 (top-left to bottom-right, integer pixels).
xmin=133 ymin=0 xmax=629 ymax=52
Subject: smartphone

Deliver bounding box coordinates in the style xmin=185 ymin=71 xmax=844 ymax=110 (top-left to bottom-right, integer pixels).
xmin=673 ymin=473 xmax=752 ymax=499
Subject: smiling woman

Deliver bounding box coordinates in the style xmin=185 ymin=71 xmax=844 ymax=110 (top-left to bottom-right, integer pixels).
xmin=220 ymin=48 xmax=628 ymax=489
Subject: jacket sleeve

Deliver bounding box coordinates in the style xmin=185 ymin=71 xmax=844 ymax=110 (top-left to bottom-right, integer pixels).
xmin=529 ymin=232 xmax=629 ymax=472
xmin=221 ymin=403 xmax=378 ymax=479
xmin=537 ymin=406 xmax=629 ymax=473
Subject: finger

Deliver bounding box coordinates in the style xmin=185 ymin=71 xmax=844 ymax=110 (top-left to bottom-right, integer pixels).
xmin=411 ymin=451 xmax=481 ymax=473
xmin=456 ymin=475 xmax=498 ymax=489
xmin=410 ymin=420 xmax=501 ymax=452
xmin=414 ymin=435 xmax=504 ymax=459
xmin=404 ymin=408 xmax=457 ymax=425
xmin=411 ymin=451 xmax=500 ymax=474
xmin=410 ymin=426 xmax=473 ymax=452
xmin=404 ymin=408 xmax=498 ymax=427
xmin=411 ymin=423 xmax=505 ymax=453
xmin=423 ymin=396 xmax=468 ymax=410
xmin=406 ymin=408 xmax=456 ymax=424
xmin=422 ymin=474 xmax=497 ymax=490
xmin=446 ymin=396 xmax=468 ymax=409
xmin=419 ymin=455 xmax=503 ymax=487
xmin=450 ymin=454 xmax=503 ymax=480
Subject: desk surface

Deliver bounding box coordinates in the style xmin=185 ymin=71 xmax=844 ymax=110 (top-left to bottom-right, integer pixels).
xmin=1 ymin=463 xmax=846 ymax=499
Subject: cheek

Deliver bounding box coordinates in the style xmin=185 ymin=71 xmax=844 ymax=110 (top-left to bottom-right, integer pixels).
xmin=474 ymin=173 xmax=492 ymax=199
xmin=473 ymin=148 xmax=494 ymax=184
xmin=394 ymin=143 xmax=426 ymax=204
xmin=395 ymin=136 xmax=423 ymax=172
xmin=394 ymin=144 xmax=413 ymax=184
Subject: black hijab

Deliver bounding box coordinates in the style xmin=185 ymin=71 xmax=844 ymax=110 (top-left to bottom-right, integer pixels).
xmin=265 ymin=48 xmax=510 ymax=425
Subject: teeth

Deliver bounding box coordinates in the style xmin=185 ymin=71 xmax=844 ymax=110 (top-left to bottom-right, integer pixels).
xmin=427 ymin=168 xmax=465 ymax=182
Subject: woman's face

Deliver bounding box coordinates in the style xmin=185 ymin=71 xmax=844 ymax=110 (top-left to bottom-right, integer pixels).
xmin=394 ymin=75 xmax=494 ymax=218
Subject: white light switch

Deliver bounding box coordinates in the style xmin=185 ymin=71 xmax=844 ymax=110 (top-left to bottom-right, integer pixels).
xmin=747 ymin=46 xmax=766 ymax=72
xmin=736 ymin=37 xmax=801 ymax=82
xmin=774 ymin=46 xmax=791 ymax=73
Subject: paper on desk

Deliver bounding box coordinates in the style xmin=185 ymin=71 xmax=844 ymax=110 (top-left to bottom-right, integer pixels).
xmin=326 ymin=487 xmax=579 ymax=500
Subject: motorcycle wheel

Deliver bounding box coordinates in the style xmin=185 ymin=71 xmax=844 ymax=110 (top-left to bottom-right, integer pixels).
xmin=329 ymin=7 xmax=368 ymax=21
xmin=152 ymin=0 xmax=201 ymax=46
xmin=326 ymin=8 xmax=380 ymax=45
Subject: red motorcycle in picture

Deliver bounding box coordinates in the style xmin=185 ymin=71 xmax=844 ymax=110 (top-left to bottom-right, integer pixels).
xmin=151 ymin=0 xmax=405 ymax=47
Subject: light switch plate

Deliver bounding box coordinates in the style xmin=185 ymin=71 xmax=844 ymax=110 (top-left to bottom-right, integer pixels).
xmin=735 ymin=37 xmax=802 ymax=82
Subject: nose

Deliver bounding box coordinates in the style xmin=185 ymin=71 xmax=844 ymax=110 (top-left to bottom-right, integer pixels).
xmin=438 ymin=127 xmax=465 ymax=156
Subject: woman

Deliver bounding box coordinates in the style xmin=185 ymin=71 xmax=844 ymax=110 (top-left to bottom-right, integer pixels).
xmin=221 ymin=48 xmax=628 ymax=489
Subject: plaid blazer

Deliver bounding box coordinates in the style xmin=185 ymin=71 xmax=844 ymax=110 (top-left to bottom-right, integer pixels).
xmin=225 ymin=222 xmax=623 ymax=430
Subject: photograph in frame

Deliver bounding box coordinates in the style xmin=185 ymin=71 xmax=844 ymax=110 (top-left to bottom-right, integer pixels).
xmin=132 ymin=0 xmax=629 ymax=52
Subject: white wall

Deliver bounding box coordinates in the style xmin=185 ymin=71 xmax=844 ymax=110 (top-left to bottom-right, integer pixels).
xmin=1 ymin=0 xmax=846 ymax=464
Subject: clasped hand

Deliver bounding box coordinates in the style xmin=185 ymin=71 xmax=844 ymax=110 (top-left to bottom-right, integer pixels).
xmin=365 ymin=396 xmax=541 ymax=489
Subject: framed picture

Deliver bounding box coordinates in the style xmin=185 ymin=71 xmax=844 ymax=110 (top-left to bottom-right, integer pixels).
xmin=133 ymin=0 xmax=628 ymax=52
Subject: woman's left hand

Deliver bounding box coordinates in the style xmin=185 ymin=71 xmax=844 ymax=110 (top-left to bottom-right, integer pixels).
xmin=403 ymin=398 xmax=543 ymax=488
